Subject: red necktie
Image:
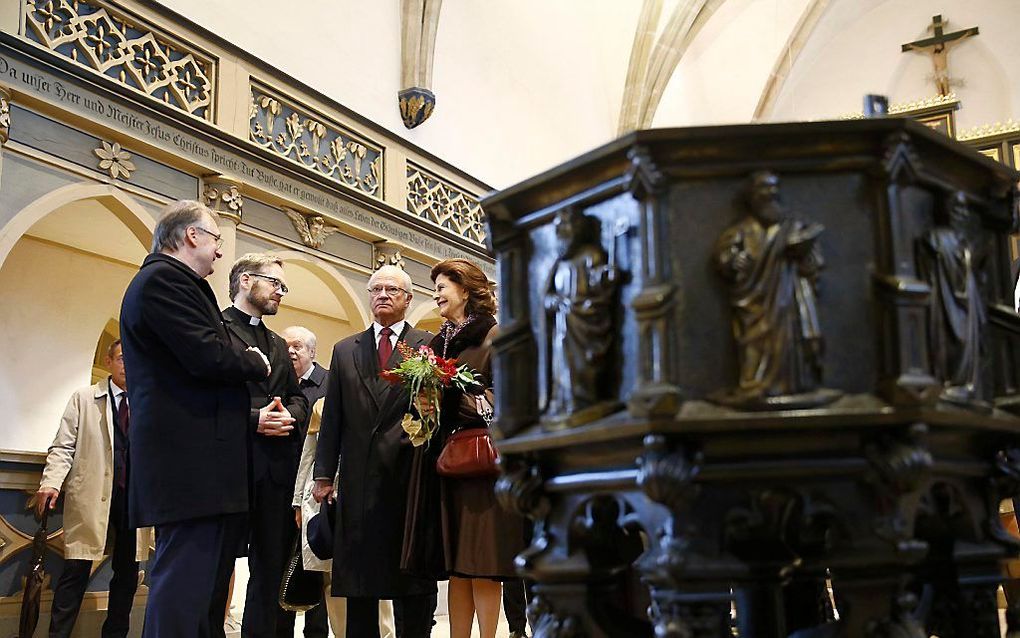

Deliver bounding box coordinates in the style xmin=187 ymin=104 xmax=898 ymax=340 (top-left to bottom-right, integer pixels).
xmin=378 ymin=326 xmax=394 ymax=370
xmin=117 ymin=395 xmax=130 ymax=436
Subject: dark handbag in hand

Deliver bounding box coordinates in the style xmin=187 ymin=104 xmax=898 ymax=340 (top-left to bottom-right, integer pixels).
xmin=436 ymin=427 xmax=500 ymax=478
xmin=279 ymin=537 xmax=323 ymax=612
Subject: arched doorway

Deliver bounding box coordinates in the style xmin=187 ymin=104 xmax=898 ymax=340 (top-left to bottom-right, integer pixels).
xmin=0 ymin=185 xmax=153 ymax=452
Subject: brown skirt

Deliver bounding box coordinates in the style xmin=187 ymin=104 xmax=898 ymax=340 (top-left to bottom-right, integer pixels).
xmin=442 ymin=476 xmax=525 ymax=580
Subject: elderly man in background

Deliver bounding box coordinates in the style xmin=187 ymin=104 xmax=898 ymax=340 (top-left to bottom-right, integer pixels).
xmin=120 ymin=200 xmax=270 ymax=637
xmin=284 ymin=325 xmax=395 ymax=638
xmin=36 ymin=339 xmax=151 ymax=638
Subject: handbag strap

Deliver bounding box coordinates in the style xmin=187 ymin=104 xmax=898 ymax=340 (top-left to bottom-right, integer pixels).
xmin=474 ymin=393 xmax=494 ymax=427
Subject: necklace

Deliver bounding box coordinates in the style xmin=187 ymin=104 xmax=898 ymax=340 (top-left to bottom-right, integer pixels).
xmin=441 ymin=314 xmax=475 ymax=357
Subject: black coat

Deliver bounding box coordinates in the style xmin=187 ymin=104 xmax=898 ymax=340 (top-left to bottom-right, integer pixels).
xmin=300 ymin=362 xmax=329 ymax=407
xmin=314 ymin=324 xmax=435 ymax=598
xmin=222 ymin=306 xmax=308 ymax=487
xmin=120 ymin=254 xmax=267 ymax=527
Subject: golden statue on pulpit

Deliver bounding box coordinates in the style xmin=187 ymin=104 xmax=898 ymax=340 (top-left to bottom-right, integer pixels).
xmin=713 ymin=171 xmax=841 ymax=410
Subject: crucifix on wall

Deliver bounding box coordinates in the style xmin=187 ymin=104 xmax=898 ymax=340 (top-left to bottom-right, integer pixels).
xmin=901 ymin=15 xmax=979 ymax=97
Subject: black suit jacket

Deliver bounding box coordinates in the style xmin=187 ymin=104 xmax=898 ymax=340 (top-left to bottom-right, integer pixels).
xmin=300 ymin=362 xmax=329 ymax=407
xmin=314 ymin=324 xmax=435 ymax=598
xmin=120 ymin=254 xmax=267 ymax=527
xmin=222 ymin=306 xmax=308 ymax=487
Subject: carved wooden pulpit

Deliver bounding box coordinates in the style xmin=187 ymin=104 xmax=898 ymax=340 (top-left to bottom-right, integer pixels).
xmin=483 ymin=119 xmax=1020 ymax=637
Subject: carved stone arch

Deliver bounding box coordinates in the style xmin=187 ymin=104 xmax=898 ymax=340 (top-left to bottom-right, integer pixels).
xmin=267 ymin=249 xmax=371 ymax=331
xmin=0 ymin=182 xmax=155 ymax=270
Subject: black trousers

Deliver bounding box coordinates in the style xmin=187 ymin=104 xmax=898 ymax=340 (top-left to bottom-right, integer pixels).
xmin=348 ymin=593 xmax=436 ymax=638
xmin=275 ymin=597 xmax=329 ymax=638
xmin=49 ymin=490 xmax=138 ymax=638
xmin=242 ymin=475 xmax=297 ymax=638
xmin=502 ymin=580 xmax=530 ymax=634
xmin=143 ymin=513 xmax=246 ymax=638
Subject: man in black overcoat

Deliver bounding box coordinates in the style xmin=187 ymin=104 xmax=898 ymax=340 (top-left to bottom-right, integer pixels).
xmin=120 ymin=200 xmax=270 ymax=638
xmin=220 ymin=253 xmax=308 ymax=637
xmin=313 ymin=265 xmax=436 ymax=638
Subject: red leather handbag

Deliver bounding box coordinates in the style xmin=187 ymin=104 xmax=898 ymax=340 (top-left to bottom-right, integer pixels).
xmin=436 ymin=428 xmax=500 ymax=478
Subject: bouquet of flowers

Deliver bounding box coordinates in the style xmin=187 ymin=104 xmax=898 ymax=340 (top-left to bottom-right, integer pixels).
xmin=381 ymin=341 xmax=481 ymax=446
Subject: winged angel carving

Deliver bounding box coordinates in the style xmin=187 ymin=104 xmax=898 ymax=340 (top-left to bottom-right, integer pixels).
xmin=284 ymin=208 xmax=341 ymax=249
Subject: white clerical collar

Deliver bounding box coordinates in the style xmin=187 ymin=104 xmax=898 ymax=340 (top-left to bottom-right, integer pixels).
xmin=373 ymin=320 xmax=406 ymax=341
xmin=232 ymin=304 xmax=262 ymax=325
xmin=300 ymin=364 xmax=315 ymax=382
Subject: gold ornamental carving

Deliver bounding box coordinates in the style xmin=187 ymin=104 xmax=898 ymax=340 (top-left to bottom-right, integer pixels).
xmin=374 ymin=250 xmax=406 ymax=271
xmin=406 ymin=164 xmax=486 ymax=245
xmin=203 ymin=180 xmax=244 ymax=223
xmin=249 ymin=84 xmax=383 ymax=198
xmin=93 ymin=140 xmax=135 ymax=179
xmin=284 ymin=208 xmax=341 ymax=249
xmin=24 ymin=0 xmax=215 ymax=120
xmin=0 ymin=84 xmax=11 ymax=145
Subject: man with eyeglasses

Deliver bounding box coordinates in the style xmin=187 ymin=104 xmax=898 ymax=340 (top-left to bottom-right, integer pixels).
xmin=120 ymin=200 xmax=271 ymax=637
xmin=313 ymin=265 xmax=438 ymax=638
xmin=221 ymin=253 xmax=308 ymax=638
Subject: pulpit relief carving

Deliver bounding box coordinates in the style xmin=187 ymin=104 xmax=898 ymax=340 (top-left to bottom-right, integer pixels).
xmin=712 ymin=170 xmax=841 ymax=410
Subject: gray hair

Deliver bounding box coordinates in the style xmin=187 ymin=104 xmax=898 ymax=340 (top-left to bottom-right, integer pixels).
xmin=368 ymin=265 xmax=412 ymax=294
xmin=229 ymin=253 xmax=284 ymax=300
xmin=151 ymin=200 xmax=216 ymax=253
xmin=282 ymin=326 xmax=317 ymax=356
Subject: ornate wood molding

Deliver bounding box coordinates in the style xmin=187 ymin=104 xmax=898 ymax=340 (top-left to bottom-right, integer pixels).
xmin=406 ymin=162 xmax=486 ymax=245
xmin=23 ymin=0 xmax=215 ymax=120
xmin=249 ymin=82 xmax=383 ymax=199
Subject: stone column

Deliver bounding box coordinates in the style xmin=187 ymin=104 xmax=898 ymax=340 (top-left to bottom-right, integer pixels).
xmin=201 ymin=176 xmax=244 ymax=308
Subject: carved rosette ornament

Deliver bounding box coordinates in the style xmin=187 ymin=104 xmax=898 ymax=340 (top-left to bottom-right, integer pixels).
xmin=0 ymin=84 xmax=11 ymax=145
xmin=94 ymin=141 xmax=135 ymax=180
xmin=202 ymin=179 xmax=244 ymax=224
xmin=398 ymin=87 xmax=435 ymax=129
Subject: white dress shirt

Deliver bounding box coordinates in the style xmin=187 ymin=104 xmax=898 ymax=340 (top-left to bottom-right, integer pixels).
xmin=372 ymin=320 xmax=406 ymax=351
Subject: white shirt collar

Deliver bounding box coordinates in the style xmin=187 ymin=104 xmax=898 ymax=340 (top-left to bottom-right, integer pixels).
xmin=231 ymin=304 xmax=261 ymax=325
xmin=299 ymin=364 xmax=315 ymax=382
xmin=109 ymin=379 xmax=126 ymax=400
xmin=373 ymin=320 xmax=406 ymax=342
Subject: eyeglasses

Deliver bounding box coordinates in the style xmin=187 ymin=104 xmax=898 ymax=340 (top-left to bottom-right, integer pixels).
xmin=194 ymin=226 xmax=224 ymax=249
xmin=246 ymin=272 xmax=289 ymax=294
xmin=367 ymin=285 xmax=409 ymax=297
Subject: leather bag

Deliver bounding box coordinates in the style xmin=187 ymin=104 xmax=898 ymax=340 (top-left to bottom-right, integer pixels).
xmin=436 ymin=427 xmax=500 ymax=478
xmin=278 ymin=537 xmax=323 ymax=612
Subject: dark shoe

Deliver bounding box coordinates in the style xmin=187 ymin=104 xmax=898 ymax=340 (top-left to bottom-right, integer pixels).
xmin=509 ymin=632 xmax=529 ymax=638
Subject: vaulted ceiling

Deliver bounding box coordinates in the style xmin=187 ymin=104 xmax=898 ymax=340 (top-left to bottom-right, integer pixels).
xmin=160 ymin=0 xmax=1019 ymax=188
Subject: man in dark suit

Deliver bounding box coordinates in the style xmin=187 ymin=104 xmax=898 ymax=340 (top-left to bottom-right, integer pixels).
xmin=221 ymin=254 xmax=308 ymax=638
xmin=313 ymin=265 xmax=436 ymax=638
xmin=120 ymin=200 xmax=270 ymax=638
